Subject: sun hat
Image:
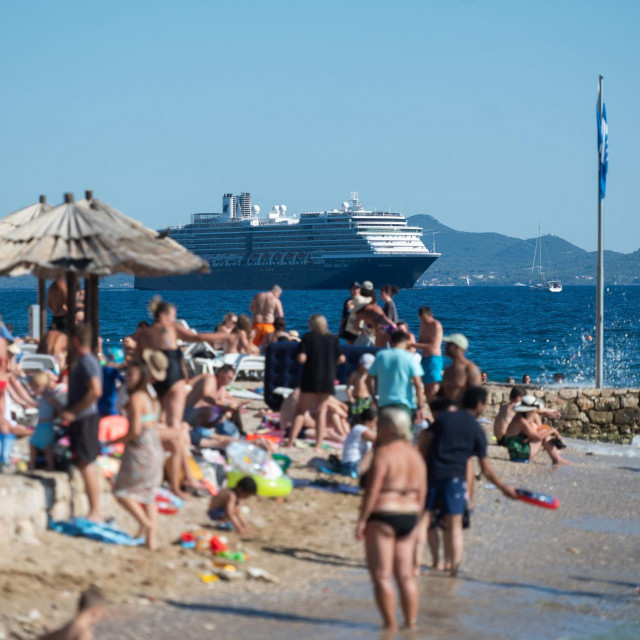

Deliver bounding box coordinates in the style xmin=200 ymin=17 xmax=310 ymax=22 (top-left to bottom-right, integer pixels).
xmin=288 ymin=330 xmax=301 ymax=342
xmin=359 ymin=353 xmax=376 ymax=370
xmin=443 ymin=333 xmax=469 ymax=352
xmin=351 ymin=295 xmax=373 ymax=312
xmin=361 ymin=280 xmax=374 ymax=291
xmin=514 ymin=395 xmax=546 ymax=413
xmin=141 ymin=349 xmax=169 ymax=382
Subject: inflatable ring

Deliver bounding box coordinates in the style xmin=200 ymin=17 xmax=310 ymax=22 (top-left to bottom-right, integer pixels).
xmin=226 ymin=471 xmax=292 ymax=498
xmin=271 ymin=453 xmax=292 ymax=473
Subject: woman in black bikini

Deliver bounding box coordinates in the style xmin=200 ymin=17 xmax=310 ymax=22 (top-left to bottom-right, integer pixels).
xmin=356 ymin=407 xmax=426 ymax=632
xmin=137 ymin=298 xmax=201 ymax=496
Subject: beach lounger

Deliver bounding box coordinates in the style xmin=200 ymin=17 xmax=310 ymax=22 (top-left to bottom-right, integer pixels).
xmin=232 ymin=355 xmax=265 ymax=382
xmin=19 ymin=354 xmax=57 ymax=373
xmin=183 ymin=341 xmax=221 ymax=359
xmin=17 ymin=343 xmax=38 ymax=356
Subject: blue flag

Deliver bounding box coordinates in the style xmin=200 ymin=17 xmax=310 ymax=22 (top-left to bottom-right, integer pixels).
xmin=597 ymin=101 xmax=609 ymax=198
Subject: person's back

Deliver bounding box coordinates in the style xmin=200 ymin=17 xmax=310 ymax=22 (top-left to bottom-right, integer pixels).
xmin=299 ymin=330 xmax=340 ymax=394
xmin=369 ymin=347 xmax=423 ymax=410
xmin=376 ymin=440 xmax=424 ymax=507
xmin=427 ymin=410 xmax=487 ymax=482
xmin=342 ymin=409 xmax=376 ymax=474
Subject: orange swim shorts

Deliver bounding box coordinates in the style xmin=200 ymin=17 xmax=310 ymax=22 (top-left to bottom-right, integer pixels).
xmin=252 ymin=322 xmax=275 ymax=347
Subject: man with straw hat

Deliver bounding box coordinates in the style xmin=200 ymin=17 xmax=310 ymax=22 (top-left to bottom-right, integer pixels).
xmin=503 ymin=395 xmax=571 ymax=466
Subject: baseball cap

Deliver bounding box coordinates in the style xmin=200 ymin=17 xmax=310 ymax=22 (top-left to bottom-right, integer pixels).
xmin=361 ymin=280 xmax=374 ymax=290
xmin=350 ymin=281 xmax=361 ymax=289
xmin=443 ymin=333 xmax=469 ymax=351
xmin=359 ymin=353 xmax=376 ymax=370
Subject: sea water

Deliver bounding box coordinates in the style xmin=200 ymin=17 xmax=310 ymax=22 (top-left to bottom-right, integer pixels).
xmin=1 ymin=285 xmax=639 ymax=388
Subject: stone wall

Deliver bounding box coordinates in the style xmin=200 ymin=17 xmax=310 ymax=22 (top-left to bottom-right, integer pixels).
xmin=484 ymin=384 xmax=640 ymax=444
xmin=0 ymin=469 xmax=120 ymax=541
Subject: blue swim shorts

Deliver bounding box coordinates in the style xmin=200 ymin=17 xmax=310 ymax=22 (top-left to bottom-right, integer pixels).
xmin=426 ymin=477 xmax=467 ymax=516
xmin=422 ymin=355 xmax=443 ymax=384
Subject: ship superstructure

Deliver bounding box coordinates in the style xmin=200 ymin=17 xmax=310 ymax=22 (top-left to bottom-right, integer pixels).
xmin=135 ymin=192 xmax=440 ymax=290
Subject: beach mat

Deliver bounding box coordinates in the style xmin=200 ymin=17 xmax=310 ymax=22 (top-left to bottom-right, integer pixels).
xmin=49 ymin=518 xmax=144 ymax=546
xmin=292 ymin=478 xmax=360 ymax=495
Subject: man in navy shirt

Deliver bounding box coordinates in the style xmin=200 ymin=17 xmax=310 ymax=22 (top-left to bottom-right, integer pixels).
xmin=421 ymin=387 xmax=516 ymax=576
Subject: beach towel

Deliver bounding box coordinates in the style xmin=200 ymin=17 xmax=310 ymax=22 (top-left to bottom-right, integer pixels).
xmin=292 ymin=478 xmax=360 ymax=495
xmin=49 ymin=518 xmax=144 ymax=546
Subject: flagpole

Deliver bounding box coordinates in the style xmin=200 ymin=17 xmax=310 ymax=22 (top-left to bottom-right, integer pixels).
xmin=596 ymin=75 xmax=604 ymax=389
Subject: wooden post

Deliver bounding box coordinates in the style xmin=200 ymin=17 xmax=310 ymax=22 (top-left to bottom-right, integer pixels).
xmin=37 ymin=279 xmax=46 ymax=339
xmin=90 ymin=276 xmax=99 ymax=354
xmin=63 ymin=193 xmax=76 ymax=367
xmin=37 ymin=195 xmax=48 ymax=339
xmin=84 ymin=276 xmax=91 ymax=328
xmin=66 ymin=272 xmax=77 ymax=368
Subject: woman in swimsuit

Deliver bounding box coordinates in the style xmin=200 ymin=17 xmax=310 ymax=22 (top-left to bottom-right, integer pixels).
xmin=110 ymin=361 xmax=164 ymax=550
xmin=356 ymin=406 xmax=426 ymax=632
xmin=210 ymin=313 xmax=238 ymax=350
xmin=137 ymin=298 xmax=202 ymax=496
xmin=353 ymin=285 xmax=396 ymax=348
xmin=199 ymin=314 xmax=258 ymax=357
xmin=137 ymin=298 xmax=199 ymax=425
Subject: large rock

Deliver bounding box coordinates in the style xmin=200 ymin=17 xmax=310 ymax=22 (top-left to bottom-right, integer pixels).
xmin=575 ymin=396 xmax=594 ymax=411
xmin=620 ymin=394 xmax=639 ymax=408
xmin=588 ymin=410 xmax=614 ymax=425
xmin=561 ymin=404 xmax=581 ymax=419
xmin=614 ymin=407 xmax=640 ymax=425
xmin=559 ymin=389 xmax=578 ymax=400
xmin=594 ymin=397 xmax=620 ymax=411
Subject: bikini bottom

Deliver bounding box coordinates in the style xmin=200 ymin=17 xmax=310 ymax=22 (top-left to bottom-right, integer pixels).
xmin=367 ymin=512 xmax=418 ymax=538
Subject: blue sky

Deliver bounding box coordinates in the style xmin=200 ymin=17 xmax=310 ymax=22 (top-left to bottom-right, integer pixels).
xmin=1 ymin=0 xmax=638 ymax=252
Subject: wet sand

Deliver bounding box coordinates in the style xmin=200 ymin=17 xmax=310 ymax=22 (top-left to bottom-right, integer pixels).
xmin=2 ymin=418 xmax=640 ymax=639
xmin=99 ymin=443 xmax=640 ymax=639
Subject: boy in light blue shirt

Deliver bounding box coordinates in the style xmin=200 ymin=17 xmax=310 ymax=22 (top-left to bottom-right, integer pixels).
xmin=368 ymin=331 xmax=426 ymax=422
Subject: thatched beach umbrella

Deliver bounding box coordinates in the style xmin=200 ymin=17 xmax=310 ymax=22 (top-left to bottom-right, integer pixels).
xmin=0 ymin=195 xmax=54 ymax=337
xmin=0 ymin=190 xmax=209 ymax=355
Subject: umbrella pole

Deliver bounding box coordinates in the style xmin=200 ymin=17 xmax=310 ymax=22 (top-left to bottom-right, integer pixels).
xmin=84 ymin=276 xmax=91 ymax=333
xmin=37 ymin=279 xmax=46 ymax=340
xmin=89 ymin=276 xmax=99 ymax=355
xmin=66 ymin=272 xmax=77 ymax=368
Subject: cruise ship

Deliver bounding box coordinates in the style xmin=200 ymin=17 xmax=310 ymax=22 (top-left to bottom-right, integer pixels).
xmin=134 ymin=192 xmax=440 ymax=290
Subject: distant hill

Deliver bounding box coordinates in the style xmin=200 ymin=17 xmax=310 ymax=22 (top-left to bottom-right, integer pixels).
xmin=408 ymin=214 xmax=640 ymax=286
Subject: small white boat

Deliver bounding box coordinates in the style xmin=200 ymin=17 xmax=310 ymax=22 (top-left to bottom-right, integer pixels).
xmin=528 ymin=225 xmax=562 ymax=293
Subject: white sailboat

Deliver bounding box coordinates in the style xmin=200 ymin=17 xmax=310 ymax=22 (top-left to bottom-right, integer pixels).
xmin=528 ymin=225 xmax=562 ymax=293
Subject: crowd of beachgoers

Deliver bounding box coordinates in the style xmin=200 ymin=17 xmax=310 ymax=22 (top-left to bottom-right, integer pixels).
xmin=0 ymin=278 xmax=575 ymax=635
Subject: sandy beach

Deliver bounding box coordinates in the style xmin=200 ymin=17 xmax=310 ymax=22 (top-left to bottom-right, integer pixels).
xmin=1 ymin=394 xmax=639 ymax=639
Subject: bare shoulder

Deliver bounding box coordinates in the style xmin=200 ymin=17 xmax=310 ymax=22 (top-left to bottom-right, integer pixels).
xmin=406 ymin=444 xmax=426 ymax=468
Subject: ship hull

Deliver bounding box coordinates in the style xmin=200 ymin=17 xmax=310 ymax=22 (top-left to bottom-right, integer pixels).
xmin=134 ymin=255 xmax=439 ymax=291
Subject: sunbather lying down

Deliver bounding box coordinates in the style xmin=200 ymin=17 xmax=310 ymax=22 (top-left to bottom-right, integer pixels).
xmin=279 ymin=388 xmax=349 ymax=445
